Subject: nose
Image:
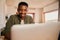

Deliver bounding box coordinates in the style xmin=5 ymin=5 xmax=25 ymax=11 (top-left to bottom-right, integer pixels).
xmin=22 ymin=11 xmax=25 ymax=14
xmin=21 ymin=10 xmax=26 ymax=14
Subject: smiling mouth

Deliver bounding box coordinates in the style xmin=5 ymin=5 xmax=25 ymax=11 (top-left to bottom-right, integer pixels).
xmin=22 ymin=14 xmax=25 ymax=16
xmin=19 ymin=13 xmax=26 ymax=18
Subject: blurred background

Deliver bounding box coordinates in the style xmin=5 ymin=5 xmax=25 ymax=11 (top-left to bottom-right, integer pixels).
xmin=0 ymin=0 xmax=59 ymax=28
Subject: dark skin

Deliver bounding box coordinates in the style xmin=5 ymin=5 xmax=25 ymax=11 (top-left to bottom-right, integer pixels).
xmin=18 ymin=5 xmax=28 ymax=20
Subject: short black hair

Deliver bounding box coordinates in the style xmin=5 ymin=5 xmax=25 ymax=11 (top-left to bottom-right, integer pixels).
xmin=18 ymin=2 xmax=28 ymax=7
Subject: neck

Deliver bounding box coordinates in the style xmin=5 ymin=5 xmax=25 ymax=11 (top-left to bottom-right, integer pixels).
xmin=21 ymin=16 xmax=25 ymax=20
xmin=21 ymin=18 xmax=24 ymax=20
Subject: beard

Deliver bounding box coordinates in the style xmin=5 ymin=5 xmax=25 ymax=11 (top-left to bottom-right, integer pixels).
xmin=18 ymin=13 xmax=26 ymax=18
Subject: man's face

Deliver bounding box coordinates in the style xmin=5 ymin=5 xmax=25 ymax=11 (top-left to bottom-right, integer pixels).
xmin=18 ymin=5 xmax=28 ymax=17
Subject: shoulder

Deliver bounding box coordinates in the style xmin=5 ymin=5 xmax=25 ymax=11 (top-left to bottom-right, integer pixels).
xmin=8 ymin=14 xmax=18 ymax=20
xmin=10 ymin=14 xmax=16 ymax=17
xmin=9 ymin=14 xmax=17 ymax=18
xmin=26 ymin=15 xmax=32 ymax=18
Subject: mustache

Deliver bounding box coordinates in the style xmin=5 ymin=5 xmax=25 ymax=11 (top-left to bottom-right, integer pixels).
xmin=19 ymin=13 xmax=26 ymax=15
xmin=17 ymin=13 xmax=26 ymax=18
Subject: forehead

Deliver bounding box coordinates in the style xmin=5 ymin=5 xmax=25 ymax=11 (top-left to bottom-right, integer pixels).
xmin=19 ymin=5 xmax=28 ymax=9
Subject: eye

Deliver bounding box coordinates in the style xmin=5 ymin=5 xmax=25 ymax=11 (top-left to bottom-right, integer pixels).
xmin=19 ymin=9 xmax=22 ymax=11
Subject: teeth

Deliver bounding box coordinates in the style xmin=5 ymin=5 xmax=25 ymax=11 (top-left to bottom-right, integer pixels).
xmin=22 ymin=14 xmax=24 ymax=16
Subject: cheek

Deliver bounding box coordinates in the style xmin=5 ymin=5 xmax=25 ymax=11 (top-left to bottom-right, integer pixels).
xmin=25 ymin=10 xmax=28 ymax=13
xmin=24 ymin=11 xmax=27 ymax=13
xmin=19 ymin=11 xmax=26 ymax=13
xmin=19 ymin=11 xmax=21 ymax=13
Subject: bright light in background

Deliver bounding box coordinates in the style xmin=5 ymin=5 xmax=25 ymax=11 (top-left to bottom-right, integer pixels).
xmin=45 ymin=10 xmax=58 ymax=22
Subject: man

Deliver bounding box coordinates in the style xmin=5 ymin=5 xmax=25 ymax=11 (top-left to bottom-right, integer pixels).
xmin=1 ymin=2 xmax=34 ymax=40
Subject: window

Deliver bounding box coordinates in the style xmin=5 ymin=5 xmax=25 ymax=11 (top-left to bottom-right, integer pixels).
xmin=45 ymin=10 xmax=58 ymax=22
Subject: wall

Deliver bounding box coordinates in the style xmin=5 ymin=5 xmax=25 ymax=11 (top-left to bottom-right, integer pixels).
xmin=0 ymin=0 xmax=6 ymax=28
xmin=58 ymin=0 xmax=60 ymax=21
xmin=44 ymin=1 xmax=58 ymax=12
